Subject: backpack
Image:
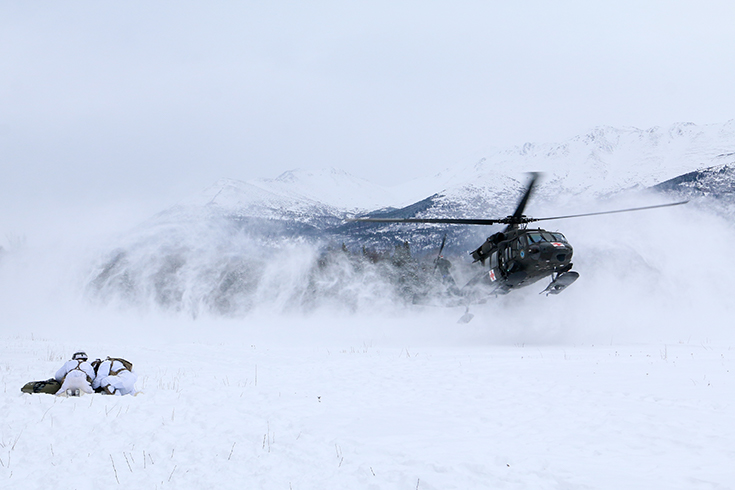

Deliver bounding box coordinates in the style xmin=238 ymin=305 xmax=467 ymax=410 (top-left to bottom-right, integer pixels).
xmin=106 ymin=357 xmax=133 ymax=376
xmin=21 ymin=378 xmax=62 ymax=394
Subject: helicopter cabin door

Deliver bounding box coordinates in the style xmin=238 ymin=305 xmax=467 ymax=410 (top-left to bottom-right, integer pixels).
xmin=487 ymin=251 xmax=500 ymax=283
xmin=502 ymin=238 xmax=524 ymax=274
xmin=501 ymin=244 xmax=513 ymax=272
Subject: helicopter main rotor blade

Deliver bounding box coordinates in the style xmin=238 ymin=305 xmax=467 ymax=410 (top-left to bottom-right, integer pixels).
xmin=347 ymin=217 xmax=505 ymax=225
xmin=506 ymin=172 xmax=540 ymax=227
xmin=349 ymin=200 xmax=688 ymax=225
xmin=434 ymin=234 xmax=448 ymax=271
xmin=438 ymin=234 xmax=447 ymax=256
xmin=526 ymin=200 xmax=689 ymax=223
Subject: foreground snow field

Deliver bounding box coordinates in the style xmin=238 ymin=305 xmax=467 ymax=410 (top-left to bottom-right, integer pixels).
xmin=1 ymin=315 xmax=733 ymax=490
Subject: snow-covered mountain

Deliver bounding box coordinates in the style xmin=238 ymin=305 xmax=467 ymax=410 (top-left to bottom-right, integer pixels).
xmin=404 ymin=120 xmax=735 ymax=203
xmin=180 ymin=177 xmax=344 ymax=231
xmin=87 ymin=121 xmax=735 ymax=316
xmin=181 ymin=168 xmax=401 ymax=216
xmin=652 ymin=163 xmax=735 ymax=218
xmin=262 ymin=168 xmax=401 ymax=211
xmin=181 ymin=120 xmax=735 ymax=224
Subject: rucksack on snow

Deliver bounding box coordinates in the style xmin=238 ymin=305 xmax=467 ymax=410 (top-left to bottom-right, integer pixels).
xmin=21 ymin=378 xmax=62 ymax=394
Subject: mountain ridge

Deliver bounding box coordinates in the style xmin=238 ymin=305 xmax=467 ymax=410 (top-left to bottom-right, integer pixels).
xmin=181 ymin=120 xmax=735 ymax=219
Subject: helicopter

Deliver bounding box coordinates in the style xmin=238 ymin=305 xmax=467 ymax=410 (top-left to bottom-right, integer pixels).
xmin=349 ymin=173 xmax=688 ymax=309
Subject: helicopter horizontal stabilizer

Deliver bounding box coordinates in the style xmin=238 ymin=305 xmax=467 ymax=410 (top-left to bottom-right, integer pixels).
xmin=541 ymin=271 xmax=579 ymax=295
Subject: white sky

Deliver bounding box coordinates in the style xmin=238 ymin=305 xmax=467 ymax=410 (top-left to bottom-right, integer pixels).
xmin=2 ymin=1 xmax=735 ymax=234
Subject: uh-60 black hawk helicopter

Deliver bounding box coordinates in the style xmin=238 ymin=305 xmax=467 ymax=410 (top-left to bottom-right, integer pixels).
xmin=350 ymin=173 xmax=687 ymax=320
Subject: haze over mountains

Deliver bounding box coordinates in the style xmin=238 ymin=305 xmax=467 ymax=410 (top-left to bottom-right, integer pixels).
xmin=182 ymin=120 xmax=735 ymax=217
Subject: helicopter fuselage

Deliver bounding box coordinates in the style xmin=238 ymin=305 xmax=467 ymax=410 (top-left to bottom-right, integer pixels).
xmin=466 ymin=227 xmax=576 ymax=295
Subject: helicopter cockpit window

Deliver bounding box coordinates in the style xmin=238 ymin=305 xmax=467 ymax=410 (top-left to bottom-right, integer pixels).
xmin=527 ymin=232 xmax=544 ymax=244
xmin=527 ymin=232 xmax=567 ymax=244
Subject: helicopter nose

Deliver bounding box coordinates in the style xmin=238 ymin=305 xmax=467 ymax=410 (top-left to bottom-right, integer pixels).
xmin=537 ymin=242 xmax=572 ymax=262
xmin=552 ymin=243 xmax=572 ymax=263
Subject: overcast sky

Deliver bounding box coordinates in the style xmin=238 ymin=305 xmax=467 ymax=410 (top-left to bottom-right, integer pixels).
xmin=2 ymin=1 xmax=735 ymax=235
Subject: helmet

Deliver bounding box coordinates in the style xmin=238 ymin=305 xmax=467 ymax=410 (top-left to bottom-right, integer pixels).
xmin=72 ymin=351 xmax=88 ymax=361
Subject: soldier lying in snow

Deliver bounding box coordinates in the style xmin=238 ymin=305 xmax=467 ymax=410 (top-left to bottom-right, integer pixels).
xmin=21 ymin=352 xmax=137 ymax=396
xmin=55 ymin=351 xmax=96 ymax=396
xmin=91 ymin=357 xmax=138 ymax=396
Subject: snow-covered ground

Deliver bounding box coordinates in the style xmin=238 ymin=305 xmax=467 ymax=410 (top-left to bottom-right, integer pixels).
xmin=3 ymin=204 xmax=735 ymax=490
xmin=1 ymin=313 xmax=733 ymax=490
